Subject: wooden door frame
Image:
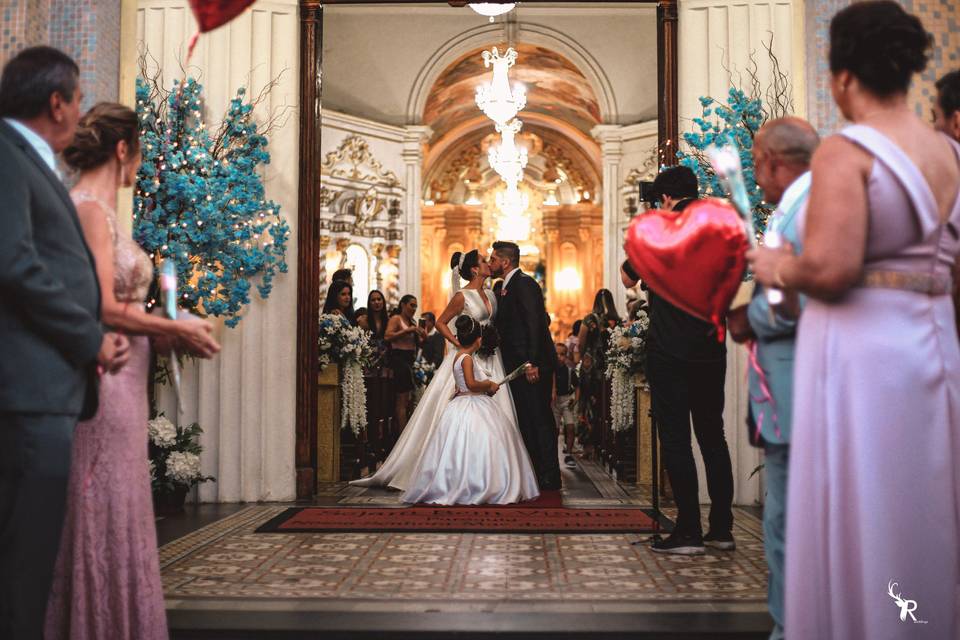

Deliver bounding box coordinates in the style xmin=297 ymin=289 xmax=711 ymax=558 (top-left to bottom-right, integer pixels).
xmin=295 ymin=0 xmax=679 ymax=499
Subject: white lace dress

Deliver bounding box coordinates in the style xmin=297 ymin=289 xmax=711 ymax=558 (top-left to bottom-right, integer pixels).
xmin=400 ymin=353 xmax=539 ymax=505
xmin=351 ymin=289 xmax=535 ymax=502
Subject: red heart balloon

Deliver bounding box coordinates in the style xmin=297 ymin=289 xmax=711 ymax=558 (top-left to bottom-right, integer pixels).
xmin=189 ymin=0 xmax=256 ymax=33
xmin=624 ymin=198 xmax=748 ymax=340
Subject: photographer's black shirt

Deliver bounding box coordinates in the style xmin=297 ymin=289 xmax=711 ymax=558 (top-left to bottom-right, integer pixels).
xmin=645 ymin=289 xmax=725 ymax=362
xmin=628 ymin=197 xmax=726 ymax=362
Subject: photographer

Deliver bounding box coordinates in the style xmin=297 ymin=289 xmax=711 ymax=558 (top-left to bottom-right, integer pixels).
xmin=622 ymin=166 xmax=733 ymax=556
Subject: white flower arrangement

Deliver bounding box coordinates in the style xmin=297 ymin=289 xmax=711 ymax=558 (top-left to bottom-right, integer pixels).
xmin=148 ymin=415 xmax=178 ymax=447
xmin=165 ymin=450 xmax=203 ymax=484
xmin=318 ymin=313 xmax=376 ymax=436
xmin=147 ymin=413 xmax=214 ymax=495
xmin=410 ymin=357 xmax=437 ymax=408
xmin=604 ymin=312 xmax=650 ymax=432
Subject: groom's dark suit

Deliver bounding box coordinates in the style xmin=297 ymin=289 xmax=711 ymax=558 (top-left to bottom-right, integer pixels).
xmin=0 ymin=120 xmax=104 ymax=638
xmin=495 ymin=269 xmax=561 ymax=489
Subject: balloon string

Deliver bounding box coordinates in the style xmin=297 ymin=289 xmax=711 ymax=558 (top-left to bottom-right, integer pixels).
xmin=746 ymin=340 xmax=782 ymax=440
xmin=186 ymin=30 xmax=200 ymax=65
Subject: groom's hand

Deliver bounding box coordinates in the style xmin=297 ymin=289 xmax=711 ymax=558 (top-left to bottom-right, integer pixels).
xmin=525 ymin=364 xmax=540 ymax=384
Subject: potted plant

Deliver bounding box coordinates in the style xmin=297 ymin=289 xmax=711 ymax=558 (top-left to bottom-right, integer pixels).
xmin=148 ymin=414 xmax=215 ymax=515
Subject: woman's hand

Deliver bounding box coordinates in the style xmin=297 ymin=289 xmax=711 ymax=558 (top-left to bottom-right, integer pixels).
xmin=747 ymin=243 xmax=794 ymax=289
xmin=176 ymin=317 xmax=221 ymax=359
xmin=151 ymin=333 xmax=178 ymax=357
xmin=487 ymin=381 xmax=500 ymax=396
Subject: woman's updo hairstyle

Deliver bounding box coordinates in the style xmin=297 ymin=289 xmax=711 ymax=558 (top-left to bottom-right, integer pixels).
xmin=455 ymin=315 xmax=481 ymax=346
xmin=450 ymin=249 xmax=480 ymax=280
xmin=829 ymin=1 xmax=931 ymax=97
xmin=63 ymin=102 xmax=139 ymax=171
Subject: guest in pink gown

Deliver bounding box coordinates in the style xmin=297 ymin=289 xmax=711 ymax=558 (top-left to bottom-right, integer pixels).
xmin=749 ymin=3 xmax=960 ymax=638
xmin=44 ymin=103 xmax=220 ymax=640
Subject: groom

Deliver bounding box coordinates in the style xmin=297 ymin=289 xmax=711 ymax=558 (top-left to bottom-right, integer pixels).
xmin=490 ymin=241 xmax=561 ymax=491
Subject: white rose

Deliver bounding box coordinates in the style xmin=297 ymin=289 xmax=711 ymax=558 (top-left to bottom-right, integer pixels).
xmin=148 ymin=415 xmax=178 ymax=448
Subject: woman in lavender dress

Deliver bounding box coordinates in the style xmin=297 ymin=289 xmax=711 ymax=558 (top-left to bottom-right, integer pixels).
xmin=44 ymin=103 xmax=220 ymax=640
xmin=750 ymin=4 xmax=960 ymax=638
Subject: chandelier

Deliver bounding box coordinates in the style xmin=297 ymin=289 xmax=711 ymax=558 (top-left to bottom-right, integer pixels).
xmin=495 ymin=185 xmax=531 ymax=241
xmin=469 ymin=3 xmax=516 ymax=22
xmin=475 ymin=47 xmax=526 ymax=126
xmin=487 ymin=119 xmax=528 ymax=187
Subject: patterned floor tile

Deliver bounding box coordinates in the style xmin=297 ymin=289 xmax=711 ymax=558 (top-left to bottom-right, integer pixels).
xmin=161 ymin=459 xmax=768 ymax=613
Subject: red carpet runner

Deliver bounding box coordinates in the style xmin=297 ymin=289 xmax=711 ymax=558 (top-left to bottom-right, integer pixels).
xmin=256 ymin=492 xmax=658 ymax=534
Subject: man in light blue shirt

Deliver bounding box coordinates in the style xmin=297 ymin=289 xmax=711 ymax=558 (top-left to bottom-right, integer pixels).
xmin=729 ymin=117 xmax=819 ymax=640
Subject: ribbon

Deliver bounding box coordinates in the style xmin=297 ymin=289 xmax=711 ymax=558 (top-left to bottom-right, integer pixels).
xmin=747 ymin=340 xmax=781 ymax=441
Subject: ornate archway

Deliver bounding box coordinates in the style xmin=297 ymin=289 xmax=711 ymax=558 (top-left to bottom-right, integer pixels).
xmin=295 ymin=0 xmax=678 ymax=499
xmin=417 ymin=41 xmax=605 ymax=337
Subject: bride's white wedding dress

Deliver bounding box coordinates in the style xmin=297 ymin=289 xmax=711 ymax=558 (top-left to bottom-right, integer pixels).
xmin=402 ymin=352 xmax=539 ymax=504
xmin=351 ymin=288 xmax=539 ymax=504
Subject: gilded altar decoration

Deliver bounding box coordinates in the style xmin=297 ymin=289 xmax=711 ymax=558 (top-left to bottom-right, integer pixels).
xmin=321 ymin=134 xmax=400 ymax=186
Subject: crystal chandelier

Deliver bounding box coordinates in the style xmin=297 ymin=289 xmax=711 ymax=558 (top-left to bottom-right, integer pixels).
xmin=487 ymin=119 xmax=528 ymax=187
xmin=469 ymin=3 xmax=516 ymax=22
xmin=475 ymin=47 xmax=526 ymax=126
xmin=495 ymin=184 xmax=531 ymax=241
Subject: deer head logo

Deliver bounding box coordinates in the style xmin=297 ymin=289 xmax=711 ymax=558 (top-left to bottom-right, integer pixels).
xmin=887 ymin=580 xmax=918 ymax=622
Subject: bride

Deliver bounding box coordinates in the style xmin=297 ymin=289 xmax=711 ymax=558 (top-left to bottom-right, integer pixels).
xmin=351 ymin=249 xmax=539 ymax=504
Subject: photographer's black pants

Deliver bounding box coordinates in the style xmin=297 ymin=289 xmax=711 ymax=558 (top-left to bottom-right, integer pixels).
xmin=645 ymin=350 xmax=733 ymax=537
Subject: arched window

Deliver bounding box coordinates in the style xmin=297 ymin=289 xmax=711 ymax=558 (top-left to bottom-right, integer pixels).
xmin=345 ymin=244 xmax=370 ymax=304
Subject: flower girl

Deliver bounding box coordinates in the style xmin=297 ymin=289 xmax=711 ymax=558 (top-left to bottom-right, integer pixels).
xmin=401 ymin=315 xmax=540 ymax=505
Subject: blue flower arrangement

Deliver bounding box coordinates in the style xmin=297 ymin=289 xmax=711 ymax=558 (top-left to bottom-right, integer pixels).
xmin=677 ymin=89 xmax=773 ymax=235
xmin=134 ymin=76 xmax=290 ymax=327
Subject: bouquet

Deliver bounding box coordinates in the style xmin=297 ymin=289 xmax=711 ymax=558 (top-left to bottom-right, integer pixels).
xmin=318 ymin=313 xmax=375 ymax=435
xmin=604 ymin=310 xmax=651 ymax=432
xmin=413 ymin=356 xmax=437 ymax=387
xmin=318 ymin=313 xmax=375 ymax=371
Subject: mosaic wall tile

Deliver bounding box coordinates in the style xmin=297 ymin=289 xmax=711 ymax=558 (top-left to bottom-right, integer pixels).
xmin=805 ymin=0 xmax=960 ymax=134
xmin=0 ymin=0 xmax=120 ymax=107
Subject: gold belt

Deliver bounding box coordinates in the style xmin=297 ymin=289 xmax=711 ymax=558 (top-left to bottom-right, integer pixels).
xmin=858 ymin=271 xmax=953 ymax=296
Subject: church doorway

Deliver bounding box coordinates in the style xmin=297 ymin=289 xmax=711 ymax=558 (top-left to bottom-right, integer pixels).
xmin=295 ymin=0 xmax=679 ymax=500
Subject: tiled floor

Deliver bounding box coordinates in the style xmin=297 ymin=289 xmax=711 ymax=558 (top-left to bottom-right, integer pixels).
xmin=159 ymin=459 xmax=771 ymax=631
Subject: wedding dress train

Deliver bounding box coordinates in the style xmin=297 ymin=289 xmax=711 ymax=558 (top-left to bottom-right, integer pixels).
xmin=351 ymin=289 xmax=535 ymax=502
xmin=401 ymin=353 xmax=539 ymax=504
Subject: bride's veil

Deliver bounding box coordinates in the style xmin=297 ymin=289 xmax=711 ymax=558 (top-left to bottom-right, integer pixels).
xmin=450 ymin=251 xmax=467 ymax=299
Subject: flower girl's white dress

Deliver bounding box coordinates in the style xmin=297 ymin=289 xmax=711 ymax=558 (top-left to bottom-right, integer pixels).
xmin=400 ymin=353 xmax=540 ymax=505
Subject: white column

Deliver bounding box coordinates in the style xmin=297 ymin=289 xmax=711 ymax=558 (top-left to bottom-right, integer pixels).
xmin=591 ymin=124 xmax=627 ymax=317
xmin=401 ymin=126 xmax=432 ymax=302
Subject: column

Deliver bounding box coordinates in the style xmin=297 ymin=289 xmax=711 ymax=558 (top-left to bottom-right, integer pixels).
xmin=591 ymin=124 xmax=626 ymax=317
xmin=400 ymin=125 xmax=432 ymax=302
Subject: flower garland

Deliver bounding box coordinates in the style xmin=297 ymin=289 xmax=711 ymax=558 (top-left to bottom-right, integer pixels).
xmin=318 ymin=314 xmax=375 ymax=436
xmin=604 ymin=312 xmax=650 ymax=432
xmin=134 ymin=76 xmax=290 ymax=327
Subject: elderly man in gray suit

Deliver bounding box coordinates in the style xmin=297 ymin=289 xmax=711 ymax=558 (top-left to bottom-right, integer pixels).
xmin=729 ymin=117 xmax=819 ymax=640
xmin=0 ymin=47 xmax=129 ymax=639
